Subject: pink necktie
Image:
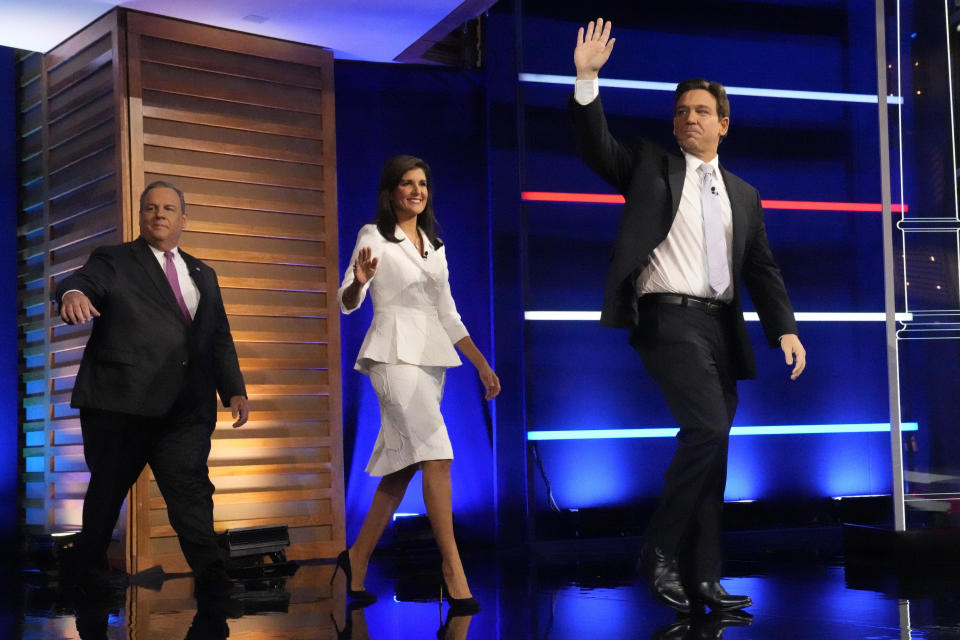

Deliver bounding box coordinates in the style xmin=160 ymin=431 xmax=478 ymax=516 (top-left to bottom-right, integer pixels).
xmin=164 ymin=251 xmax=192 ymax=324
xmin=697 ymin=164 xmax=730 ymax=296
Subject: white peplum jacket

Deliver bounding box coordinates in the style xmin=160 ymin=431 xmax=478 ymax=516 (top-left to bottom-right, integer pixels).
xmin=338 ymin=224 xmax=469 ymax=375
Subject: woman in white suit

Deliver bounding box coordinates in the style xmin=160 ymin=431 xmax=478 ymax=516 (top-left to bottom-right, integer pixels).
xmin=333 ymin=155 xmax=500 ymax=614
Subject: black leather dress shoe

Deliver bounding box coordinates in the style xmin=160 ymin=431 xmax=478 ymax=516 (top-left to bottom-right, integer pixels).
xmin=195 ymin=563 xmax=245 ymax=599
xmin=697 ymin=610 xmax=754 ymax=638
xmin=708 ymin=610 xmax=753 ymax=625
xmin=638 ymin=546 xmax=691 ymax=613
xmin=650 ymin=618 xmax=692 ymax=640
xmin=689 ymin=581 xmax=752 ymax=611
xmin=75 ymin=567 xmax=128 ymax=602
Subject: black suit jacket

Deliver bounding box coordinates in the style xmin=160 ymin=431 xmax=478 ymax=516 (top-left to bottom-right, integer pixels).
xmin=571 ymin=95 xmax=798 ymax=379
xmin=55 ymin=237 xmax=246 ymax=421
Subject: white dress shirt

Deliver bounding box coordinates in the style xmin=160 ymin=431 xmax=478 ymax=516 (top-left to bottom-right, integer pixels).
xmin=574 ymin=79 xmax=734 ymax=302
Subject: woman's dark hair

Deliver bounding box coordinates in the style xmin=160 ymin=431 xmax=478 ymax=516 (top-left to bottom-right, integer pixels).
xmin=374 ymin=155 xmax=443 ymax=249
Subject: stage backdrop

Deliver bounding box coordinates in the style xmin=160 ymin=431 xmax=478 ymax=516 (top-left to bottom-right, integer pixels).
xmin=332 ymin=0 xmax=930 ymax=547
xmin=484 ymin=0 xmax=936 ymax=538
xmin=16 ymin=9 xmax=344 ymax=573
xmin=10 ymin=0 xmax=953 ymax=557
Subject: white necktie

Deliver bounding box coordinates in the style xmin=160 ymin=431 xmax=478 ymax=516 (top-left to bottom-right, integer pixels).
xmin=697 ymin=164 xmax=730 ymax=296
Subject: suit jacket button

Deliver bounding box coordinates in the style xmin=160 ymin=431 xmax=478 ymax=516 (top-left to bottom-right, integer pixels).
xmin=181 ymin=360 xmax=188 ymax=366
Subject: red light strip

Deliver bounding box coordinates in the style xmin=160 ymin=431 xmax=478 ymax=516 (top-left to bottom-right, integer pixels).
xmin=762 ymin=200 xmax=909 ymax=213
xmin=521 ymin=191 xmax=908 ymax=213
xmin=523 ymin=191 xmax=626 ymax=204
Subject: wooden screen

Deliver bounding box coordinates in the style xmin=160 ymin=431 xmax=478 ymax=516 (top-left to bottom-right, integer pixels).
xmin=17 ymin=12 xmax=130 ymax=562
xmin=16 ymin=8 xmax=344 ymax=574
xmin=124 ymin=12 xmax=343 ymax=573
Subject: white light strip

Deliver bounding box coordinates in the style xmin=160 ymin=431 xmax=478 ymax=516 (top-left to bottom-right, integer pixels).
xmin=525 ymin=311 xmax=914 ymax=322
xmin=746 ymin=312 xmax=915 ymax=322
xmin=391 ymin=512 xmax=422 ymax=521
xmin=519 ymin=73 xmax=905 ymax=105
xmin=526 ymin=311 xmax=600 ymax=321
xmin=527 ymin=423 xmax=919 ymax=440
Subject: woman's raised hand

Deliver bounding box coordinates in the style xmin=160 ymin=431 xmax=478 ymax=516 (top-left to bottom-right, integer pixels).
xmin=353 ymin=246 xmax=379 ymax=284
xmin=574 ymin=17 xmax=616 ymax=80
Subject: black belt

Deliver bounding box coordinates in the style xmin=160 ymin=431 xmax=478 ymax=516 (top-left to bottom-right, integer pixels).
xmin=640 ymin=293 xmax=729 ymax=315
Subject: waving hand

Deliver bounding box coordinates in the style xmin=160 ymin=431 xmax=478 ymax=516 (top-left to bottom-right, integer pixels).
xmin=575 ymin=18 xmax=616 ymax=80
xmin=352 ymin=246 xmax=379 ymax=285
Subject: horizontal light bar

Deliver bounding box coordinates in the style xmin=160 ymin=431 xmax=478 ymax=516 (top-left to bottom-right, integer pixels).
xmin=526 ymin=311 xmax=600 ymax=321
xmin=523 ymin=191 xmax=626 ymax=204
xmin=392 ymin=512 xmax=423 ymax=521
xmin=905 ymin=471 xmax=959 ymax=483
xmin=744 ymin=312 xmax=915 ymax=322
xmin=762 ymin=200 xmax=909 ymax=213
xmin=521 ymin=191 xmax=909 ymax=213
xmin=519 ymin=73 xmax=905 ymax=105
xmin=525 ymin=311 xmax=914 ymax=322
xmin=527 ymin=422 xmax=919 ymax=440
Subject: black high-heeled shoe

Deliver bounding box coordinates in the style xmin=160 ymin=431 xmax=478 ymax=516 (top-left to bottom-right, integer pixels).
xmin=440 ymin=574 xmax=481 ymax=615
xmin=331 ymin=550 xmax=377 ymax=606
xmin=329 ymin=612 xmax=352 ymax=640
xmin=436 ymin=606 xmax=476 ymax=639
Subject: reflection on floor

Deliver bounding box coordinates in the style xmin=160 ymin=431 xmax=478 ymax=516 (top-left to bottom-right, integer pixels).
xmin=14 ymin=529 xmax=960 ymax=639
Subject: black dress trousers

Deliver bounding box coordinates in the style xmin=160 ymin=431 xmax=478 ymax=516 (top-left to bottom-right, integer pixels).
xmin=631 ymin=298 xmax=739 ymax=582
xmin=78 ymin=399 xmax=222 ymax=574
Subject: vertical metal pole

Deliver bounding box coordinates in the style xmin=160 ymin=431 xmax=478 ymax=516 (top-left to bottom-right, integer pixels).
xmin=875 ymin=0 xmax=907 ymax=531
xmin=899 ymin=599 xmax=912 ymax=640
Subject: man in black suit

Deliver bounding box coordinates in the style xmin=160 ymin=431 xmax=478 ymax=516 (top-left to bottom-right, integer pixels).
xmin=570 ymin=19 xmax=806 ymax=613
xmin=56 ymin=181 xmax=249 ymax=597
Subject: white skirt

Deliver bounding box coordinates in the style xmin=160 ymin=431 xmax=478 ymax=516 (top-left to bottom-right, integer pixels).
xmin=365 ymin=362 xmax=453 ymax=476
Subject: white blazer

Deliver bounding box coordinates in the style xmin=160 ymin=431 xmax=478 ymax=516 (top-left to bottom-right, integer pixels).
xmin=339 ymin=224 xmax=469 ymax=374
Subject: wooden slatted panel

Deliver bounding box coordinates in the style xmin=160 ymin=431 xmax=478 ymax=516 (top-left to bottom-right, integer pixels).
xmin=125 ymin=11 xmax=343 ymax=572
xmin=15 ymin=11 xmax=130 ymax=567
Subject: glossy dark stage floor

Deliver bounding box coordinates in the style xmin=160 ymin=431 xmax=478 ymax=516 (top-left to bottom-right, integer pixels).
xmin=13 ymin=529 xmax=960 ymax=639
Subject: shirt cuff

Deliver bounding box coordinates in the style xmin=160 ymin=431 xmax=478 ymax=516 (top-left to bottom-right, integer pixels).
xmin=574 ymin=78 xmax=599 ymax=105
xmin=338 ymin=279 xmax=371 ymax=315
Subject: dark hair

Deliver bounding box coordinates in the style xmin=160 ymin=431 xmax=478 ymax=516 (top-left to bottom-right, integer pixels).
xmin=674 ymin=78 xmax=730 ymax=131
xmin=374 ymin=155 xmax=442 ymax=249
xmin=140 ymin=180 xmax=186 ymax=213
